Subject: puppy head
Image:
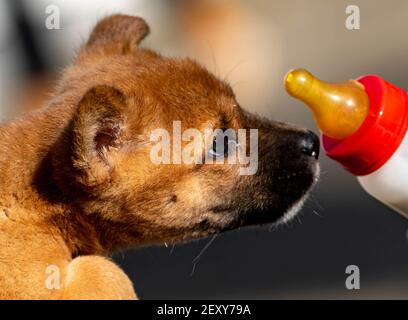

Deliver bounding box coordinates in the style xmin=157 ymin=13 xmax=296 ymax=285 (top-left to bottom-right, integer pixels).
xmin=51 ymin=15 xmax=319 ymax=246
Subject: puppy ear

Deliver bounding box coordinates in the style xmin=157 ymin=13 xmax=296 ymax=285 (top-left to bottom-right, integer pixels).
xmin=85 ymin=14 xmax=149 ymax=54
xmin=71 ymin=85 xmax=127 ymax=187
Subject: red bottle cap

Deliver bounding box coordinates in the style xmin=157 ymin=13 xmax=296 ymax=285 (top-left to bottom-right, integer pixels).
xmin=322 ymin=75 xmax=408 ymax=176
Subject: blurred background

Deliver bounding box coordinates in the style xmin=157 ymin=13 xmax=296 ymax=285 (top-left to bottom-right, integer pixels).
xmin=1 ymin=0 xmax=408 ymax=299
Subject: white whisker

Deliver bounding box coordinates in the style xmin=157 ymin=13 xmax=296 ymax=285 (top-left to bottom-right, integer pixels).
xmin=190 ymin=234 xmax=218 ymax=276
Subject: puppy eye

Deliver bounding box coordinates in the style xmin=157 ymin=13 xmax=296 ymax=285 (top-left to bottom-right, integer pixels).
xmin=208 ymin=138 xmax=224 ymax=158
xmin=208 ymin=128 xmax=237 ymax=158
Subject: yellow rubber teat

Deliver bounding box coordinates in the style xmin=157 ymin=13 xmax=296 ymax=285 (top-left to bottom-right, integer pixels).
xmin=284 ymin=69 xmax=370 ymax=139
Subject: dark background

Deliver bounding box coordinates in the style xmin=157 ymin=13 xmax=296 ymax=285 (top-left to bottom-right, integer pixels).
xmin=1 ymin=0 xmax=408 ymax=298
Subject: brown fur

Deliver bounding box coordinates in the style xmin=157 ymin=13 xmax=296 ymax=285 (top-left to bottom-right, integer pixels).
xmin=0 ymin=15 xmax=319 ymax=299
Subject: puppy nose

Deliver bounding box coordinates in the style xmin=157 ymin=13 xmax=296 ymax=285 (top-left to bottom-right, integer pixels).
xmin=299 ymin=130 xmax=320 ymax=159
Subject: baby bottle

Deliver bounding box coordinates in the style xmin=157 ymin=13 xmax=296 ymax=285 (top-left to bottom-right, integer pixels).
xmin=285 ymin=69 xmax=408 ymax=218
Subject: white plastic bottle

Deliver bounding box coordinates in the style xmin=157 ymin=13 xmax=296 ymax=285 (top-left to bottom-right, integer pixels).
xmin=358 ymin=133 xmax=408 ymax=218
